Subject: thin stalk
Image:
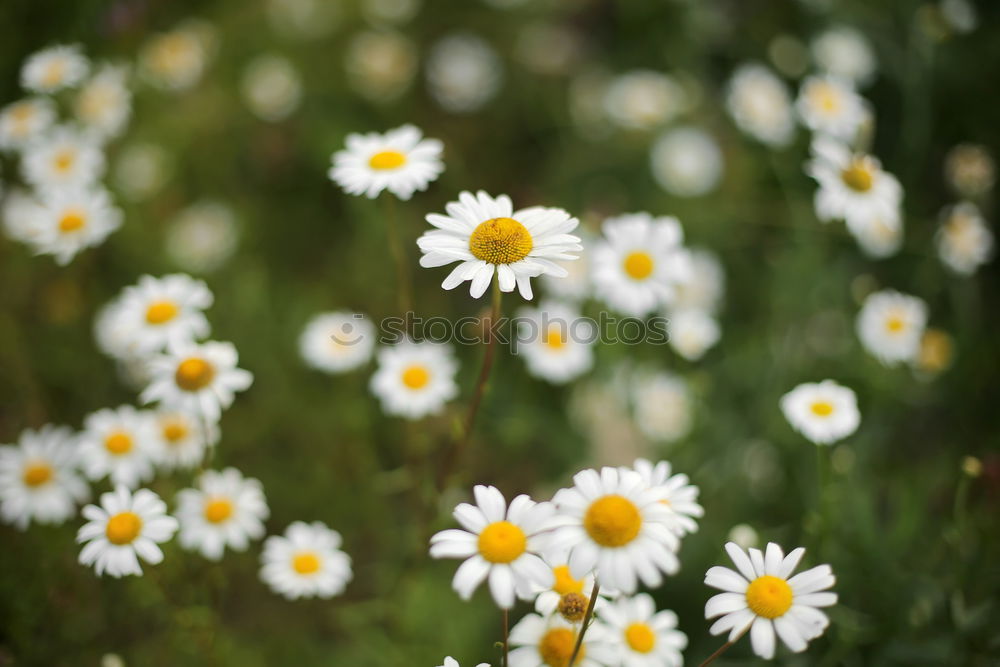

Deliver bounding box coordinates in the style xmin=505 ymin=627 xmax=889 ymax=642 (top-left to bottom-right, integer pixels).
xmin=699 ymin=626 xmax=749 ymax=666
xmin=383 ymin=194 xmax=414 ymax=322
xmin=568 ymin=581 xmax=600 ymax=666
xmin=502 ymin=608 xmax=510 ymax=667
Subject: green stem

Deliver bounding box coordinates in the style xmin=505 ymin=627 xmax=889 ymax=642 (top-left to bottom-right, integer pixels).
xmin=568 ymin=581 xmax=600 ymax=666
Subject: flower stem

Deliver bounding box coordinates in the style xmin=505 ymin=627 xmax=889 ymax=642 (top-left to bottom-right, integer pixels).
xmin=699 ymin=626 xmax=749 ymax=666
xmin=568 ymin=581 xmax=600 ymax=666
xmin=383 ymin=194 xmax=414 ymax=323
xmin=502 ymin=608 xmax=510 ymax=667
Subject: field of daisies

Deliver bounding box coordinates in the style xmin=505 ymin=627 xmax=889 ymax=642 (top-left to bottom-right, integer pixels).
xmin=1 ymin=0 xmax=998 ymax=665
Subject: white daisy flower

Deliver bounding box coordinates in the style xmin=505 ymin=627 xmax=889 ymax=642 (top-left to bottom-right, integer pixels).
xmin=74 ymin=64 xmax=133 ymax=141
xmin=76 ymin=485 xmax=178 ymax=577
xmin=650 ymin=126 xmax=724 ymax=198
xmin=705 ymin=542 xmax=837 ymax=660
xmin=1 ymin=188 xmax=45 ymax=244
xmin=165 ymin=200 xmax=240 ymax=273
xmin=856 ymin=289 xmax=928 ymax=366
xmin=725 ymin=64 xmax=795 ymax=147
xmin=150 ymin=409 xmax=218 ymax=470
xmin=780 ymin=380 xmax=861 ymax=445
xmin=426 ymin=33 xmax=504 ymax=114
xmin=345 ymin=30 xmax=418 ymax=103
xmin=299 ymin=311 xmax=377 ymax=374
xmin=328 ymin=124 xmax=443 ymax=201
xmin=114 ymin=274 xmax=213 ymax=355
xmin=936 ymin=202 xmax=993 ymax=275
xmin=0 ymin=425 xmax=89 ymax=529
xmin=528 ymin=557 xmax=602 ymax=618
xmin=0 ymin=98 xmax=56 ymax=151
xmin=795 ymin=75 xmax=866 ymax=141
xmin=603 ymin=70 xmax=685 ymax=131
xmin=631 ymin=372 xmax=693 ymax=443
xmin=667 ymin=309 xmax=720 ymax=361
xmin=369 ymin=340 xmax=458 ymax=419
xmin=592 ymin=213 xmax=691 ymax=318
xmin=140 ymin=340 xmax=254 ymax=422
xmin=241 ymin=54 xmax=303 ymax=122
xmin=538 ymin=229 xmax=592 ymax=302
xmin=28 ymin=186 xmax=122 ymax=265
xmin=627 ymin=458 xmax=703 ymax=537
xmin=176 ymin=467 xmax=269 ymax=561
xmin=260 ymin=521 xmax=352 ymax=599
xmin=548 ymin=467 xmax=681 ymax=594
xmin=22 ymin=127 xmax=105 ymax=192
xmin=438 ymin=658 xmax=489 ymax=667
xmin=508 ymin=612 xmax=616 ymax=667
xmin=849 ymin=208 xmax=903 ymax=259
xmin=113 ymin=142 xmax=171 ymax=202
xmin=418 ymin=190 xmax=583 ymax=300
xmin=515 ymin=301 xmax=595 ymax=385
xmin=430 ymin=485 xmax=556 ymax=609
xmin=21 ymin=44 xmax=90 ymax=93
xmin=811 ymin=26 xmax=877 ymax=87
xmin=944 ymin=143 xmax=994 ymax=198
xmin=602 ymin=593 xmax=687 ymax=667
xmin=77 ymin=406 xmax=158 ymax=489
xmin=672 ymin=248 xmax=725 ymax=314
xmin=139 ymin=23 xmax=212 ymax=91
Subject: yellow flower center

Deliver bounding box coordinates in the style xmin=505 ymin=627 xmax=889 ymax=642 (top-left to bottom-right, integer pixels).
xmin=551 ymin=565 xmax=584 ymax=596
xmin=22 ymin=462 xmax=53 ymax=487
xmin=810 ymin=83 xmax=841 ymax=114
xmin=104 ymin=431 xmax=134 ymax=456
xmin=59 ymin=212 xmax=86 ymax=233
xmin=469 ymin=217 xmax=534 ymax=265
xmin=43 ymin=60 xmax=66 ymax=87
xmin=105 ymin=511 xmax=143 ymax=545
xmin=477 ymin=520 xmax=527 ymax=564
xmin=746 ymin=575 xmax=793 ymax=619
xmin=292 ymin=551 xmax=321 ymax=575
xmin=583 ymin=494 xmax=642 ymax=547
xmin=558 ymin=593 xmax=589 ymax=622
xmin=841 ymin=159 xmax=874 ymax=192
xmin=12 ymin=104 xmax=33 ymax=122
xmin=53 ymin=150 xmax=76 ymax=173
xmin=400 ymin=364 xmax=430 ymax=390
xmin=368 ymin=149 xmax=407 ymax=170
xmin=625 ymin=622 xmax=656 ymax=654
xmin=145 ymin=300 xmax=179 ymax=325
xmin=203 ymin=498 xmax=233 ymax=524
xmin=623 ymin=251 xmax=654 ymax=280
xmin=539 ymin=628 xmax=582 ymax=667
xmin=162 ymin=420 xmax=189 ymax=443
xmin=885 ymin=315 xmax=905 ymax=334
xmin=543 ymin=325 xmax=567 ymax=351
xmin=175 ymin=357 xmax=215 ymax=392
xmin=810 ymin=401 xmax=834 ymax=417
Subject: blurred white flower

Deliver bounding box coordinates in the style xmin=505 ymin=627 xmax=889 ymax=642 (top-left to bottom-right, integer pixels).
xmin=780 ymin=380 xmax=860 ymax=445
xmin=940 ymin=0 xmax=978 ymax=34
xmin=21 ymin=44 xmax=89 ymax=93
xmin=602 ymin=593 xmax=687 ymax=666
xmin=627 ymin=458 xmax=703 ymax=537
xmin=668 ymin=309 xmax=720 ymax=361
xmin=849 ymin=210 xmax=903 ymax=259
xmin=856 ymin=289 xmax=928 ymax=366
xmin=726 ymin=64 xmax=795 ymax=147
xmin=114 ymin=143 xmax=171 ymax=202
xmin=345 ymin=30 xmax=418 ymax=103
xmin=1 ymin=188 xmax=45 ymax=244
xmin=0 ymin=98 xmax=56 ymax=152
xmin=75 ymin=64 xmax=132 ymax=141
xmin=369 ymin=340 xmax=458 ymax=419
xmin=267 ymin=0 xmax=340 ymax=40
xmin=150 ymin=409 xmax=217 ymax=471
xmin=176 ymin=467 xmax=269 ymax=561
xmin=650 ymin=126 xmax=723 ymax=197
xmin=514 ymin=23 xmax=582 ymax=76
xmin=241 ymin=54 xmax=302 ymax=122
xmin=727 ymin=524 xmax=759 ymax=549
xmin=329 ymin=124 xmax=444 ymax=200
xmin=139 ymin=22 xmax=214 ymax=91
xmin=77 ymin=486 xmax=178 ymax=577
xmin=299 ymin=311 xmax=377 ymax=373
xmin=30 ymin=186 xmax=123 ymax=266
xmin=426 ymin=33 xmax=503 ymax=113
xmin=109 ymin=274 xmax=213 ymax=355
xmin=22 ymin=126 xmax=105 ymax=192
xmin=260 ymin=521 xmax=352 ymax=599
xmin=936 ymin=202 xmax=993 ymax=275
xmin=77 ymin=406 xmax=158 ymax=489
xmin=944 ymin=144 xmax=994 ymax=198
xmin=515 ymin=300 xmax=595 ymax=384
xmin=796 ymin=75 xmax=866 ymax=141
xmin=165 ymin=200 xmax=239 ymax=273
xmin=362 ymin=0 xmax=421 ymax=24
xmin=811 ymin=26 xmax=877 ymax=87
xmin=632 ymin=372 xmax=692 ymax=443
xmin=672 ymin=248 xmax=725 ymax=314
xmin=539 ymin=228 xmax=592 ymax=302
xmin=603 ymin=70 xmax=685 ymax=131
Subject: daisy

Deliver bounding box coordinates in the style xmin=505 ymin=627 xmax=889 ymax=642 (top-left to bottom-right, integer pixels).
xmin=650 ymin=126 xmax=724 ymax=198
xmin=299 ymin=311 xmax=377 ymax=374
xmin=439 ymin=658 xmax=489 ymax=667
xmin=77 ymin=406 xmax=158 ymax=489
xmin=22 ymin=126 xmax=105 ymax=193
xmin=74 ymin=64 xmax=133 ymax=141
xmin=602 ymin=593 xmax=687 ymax=667
xmin=1 ymin=188 xmax=45 ymax=244
xmin=780 ymin=380 xmax=860 ymax=445
xmin=114 ymin=142 xmax=171 ymax=202
xmin=627 ymin=458 xmax=703 ymax=537
xmin=508 ymin=612 xmax=616 ymax=667
xmin=631 ymin=372 xmax=693 ymax=443
xmin=529 ymin=556 xmax=603 ymax=619
xmin=667 ymin=309 xmax=720 ymax=361
xmin=77 ymin=485 xmax=178 ymax=577
xmin=139 ymin=23 xmax=211 ymax=91
xmin=811 ymin=26 xmax=877 ymax=87
xmin=795 ymin=75 xmax=866 ymax=141
xmin=856 ymin=289 xmax=928 ymax=366
xmin=705 ymin=542 xmax=837 ymax=660
xmin=21 ymin=44 xmax=90 ymax=93
xmin=426 ymin=33 xmax=503 ymax=114
xmin=0 ymin=425 xmax=89 ymax=529
xmin=672 ymin=248 xmax=725 ymax=314
xmin=140 ymin=340 xmax=254 ymax=422
xmin=260 ymin=521 xmax=353 ymax=599
xmin=345 ymin=30 xmax=418 ymax=103
xmin=725 ymin=64 xmax=795 ymax=147
xmin=29 ymin=186 xmax=122 ymax=265
xmin=936 ymin=202 xmax=994 ymax=275
xmin=369 ymin=340 xmax=458 ymax=419
xmin=115 ymin=274 xmax=213 ymax=354
xmin=329 ymin=124 xmax=443 ymax=200
xmin=0 ymin=98 xmax=56 ymax=151
xmin=165 ymin=200 xmax=240 ymax=273
xmin=430 ymin=485 xmax=555 ymax=609
xmin=241 ymin=54 xmax=303 ymax=122
xmin=592 ymin=213 xmax=691 ymax=318
xmin=807 ymin=137 xmax=902 ymax=233
xmin=150 ymin=408 xmax=217 ymax=470
xmin=417 ymin=190 xmax=582 ymax=300
xmin=849 ymin=208 xmax=903 ymax=259
xmin=176 ymin=468 xmax=269 ymax=560
xmin=515 ymin=301 xmax=595 ymax=385
xmin=548 ymin=467 xmax=681 ymax=594
xmin=602 ymin=70 xmax=685 ymax=131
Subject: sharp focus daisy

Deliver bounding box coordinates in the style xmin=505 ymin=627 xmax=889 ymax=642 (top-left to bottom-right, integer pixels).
xmin=369 ymin=340 xmax=458 ymax=419
xmin=725 ymin=64 xmax=795 ymax=147
xmin=150 ymin=408 xmax=218 ymax=470
xmin=515 ymin=301 xmax=595 ymax=385
xmin=780 ymin=380 xmax=860 ymax=445
xmin=591 ymin=213 xmax=691 ymax=317
xmin=29 ymin=186 xmax=122 ymax=265
xmin=0 ymin=98 xmax=56 ymax=151
xmin=704 ymin=542 xmax=837 ymax=660
xmin=602 ymin=593 xmax=687 ymax=667
xmin=77 ymin=406 xmax=158 ymax=489
xmin=74 ymin=64 xmax=133 ymax=141
xmin=176 ymin=467 xmax=269 ymax=560
xmin=21 ymin=44 xmax=90 ymax=93
xmin=328 ymin=124 xmax=444 ymax=200
xmin=627 ymin=458 xmax=703 ymax=537
xmin=856 ymin=289 xmax=928 ymax=366
xmin=114 ymin=274 xmax=214 ymax=355
xmin=299 ymin=311 xmax=377 ymax=374
xmin=140 ymin=340 xmax=254 ymax=422
xmin=508 ymin=612 xmax=616 ymax=667
xmin=259 ymin=521 xmax=353 ymax=599
xmin=0 ymin=425 xmax=89 ymax=529
xmin=417 ymin=190 xmax=582 ymax=299
xmin=548 ymin=467 xmax=681 ymax=594
xmin=631 ymin=372 xmax=693 ymax=443
xmin=22 ymin=126 xmax=105 ymax=192
xmin=795 ymin=75 xmax=866 ymax=141
xmin=936 ymin=202 xmax=994 ymax=275
xmin=76 ymin=485 xmax=178 ymax=577
xmin=667 ymin=309 xmax=720 ymax=361
xmin=430 ymin=485 xmax=555 ymax=609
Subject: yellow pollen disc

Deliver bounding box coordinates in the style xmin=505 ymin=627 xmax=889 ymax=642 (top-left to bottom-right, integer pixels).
xmin=623 ymin=251 xmax=654 ymax=280
xmin=810 ymin=401 xmax=834 ymax=417
xmin=543 ymin=325 xmax=567 ymax=351
xmin=552 ymin=565 xmax=584 ymax=596
xmin=145 ymin=300 xmax=179 ymax=325
xmin=368 ymin=149 xmax=407 ymax=170
xmin=538 ymin=627 xmax=582 ymax=667
xmin=292 ymin=551 xmax=321 ymax=575
xmin=162 ymin=420 xmax=189 ymax=443
xmin=401 ymin=364 xmax=430 ymax=390
xmin=745 ymin=575 xmax=793 ymax=619
xmin=583 ymin=494 xmax=642 ymax=547
xmin=469 ymin=217 xmax=533 ymax=265
xmin=106 ymin=511 xmax=143 ymax=545
xmin=53 ymin=150 xmax=75 ymax=173
xmin=22 ymin=462 xmax=53 ymax=487
xmin=625 ymin=622 xmax=656 ymax=654
xmin=841 ymin=160 xmax=874 ymax=192
xmin=59 ymin=212 xmax=86 ymax=233
xmin=203 ymin=498 xmax=233 ymax=524
xmin=477 ymin=520 xmax=527 ymax=564
xmin=885 ymin=316 xmax=905 ymax=334
xmin=811 ymin=84 xmax=841 ymax=114
xmin=175 ymin=357 xmax=215 ymax=392
xmin=104 ymin=431 xmax=134 ymax=456
xmin=43 ymin=61 xmax=66 ymax=87
xmin=12 ymin=104 xmax=33 ymax=122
